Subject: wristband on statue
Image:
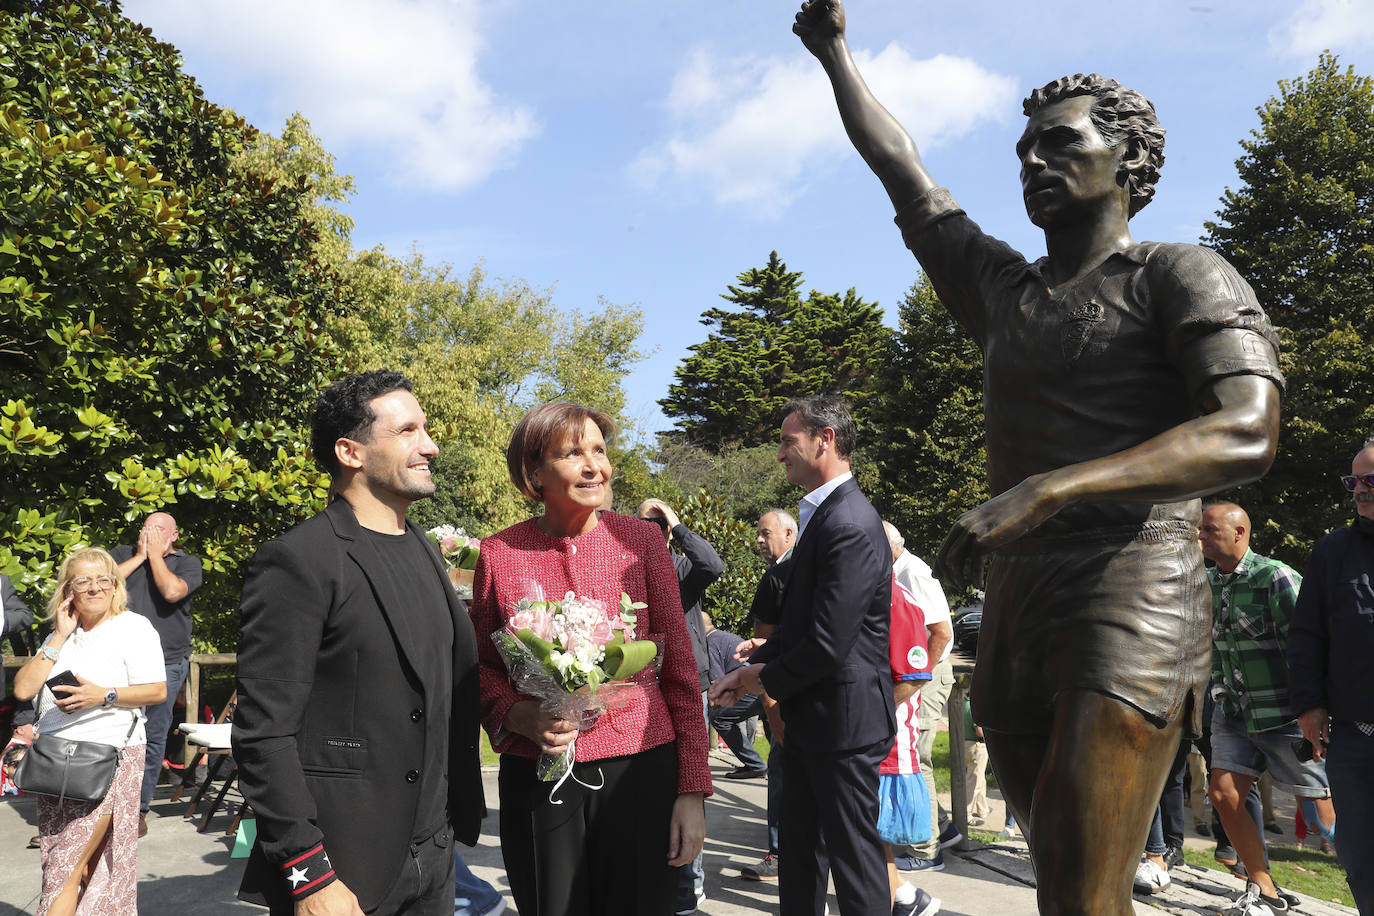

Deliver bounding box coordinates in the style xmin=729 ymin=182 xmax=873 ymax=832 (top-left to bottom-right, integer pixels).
xmin=280 ymin=843 xmax=337 ymax=899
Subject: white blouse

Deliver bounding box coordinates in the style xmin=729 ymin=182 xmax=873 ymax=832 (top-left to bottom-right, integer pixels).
xmin=37 ymin=612 xmax=165 ymax=747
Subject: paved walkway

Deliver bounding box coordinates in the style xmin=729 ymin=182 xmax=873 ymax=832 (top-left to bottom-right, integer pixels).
xmin=0 ymin=748 xmax=1355 ymax=916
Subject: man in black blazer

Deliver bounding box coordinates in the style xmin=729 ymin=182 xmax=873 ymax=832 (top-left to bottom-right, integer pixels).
xmin=233 ymin=370 xmax=484 ymax=916
xmin=711 ymin=395 xmax=894 ymax=916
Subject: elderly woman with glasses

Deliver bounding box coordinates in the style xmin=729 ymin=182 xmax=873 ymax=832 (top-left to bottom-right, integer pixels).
xmin=13 ymin=547 xmax=166 ymax=916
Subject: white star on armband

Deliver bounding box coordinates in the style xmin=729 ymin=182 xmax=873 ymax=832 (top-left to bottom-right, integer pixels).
xmin=281 ymin=843 xmax=335 ymax=897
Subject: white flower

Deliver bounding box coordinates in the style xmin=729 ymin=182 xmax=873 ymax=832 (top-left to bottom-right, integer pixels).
xmin=549 ymin=650 xmax=575 ymax=677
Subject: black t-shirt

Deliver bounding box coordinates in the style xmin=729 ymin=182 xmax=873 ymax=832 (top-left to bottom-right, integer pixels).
xmin=749 ymin=557 xmax=794 ymax=628
xmin=110 ymin=546 xmax=203 ymax=664
xmin=364 ymin=528 xmax=454 ymax=842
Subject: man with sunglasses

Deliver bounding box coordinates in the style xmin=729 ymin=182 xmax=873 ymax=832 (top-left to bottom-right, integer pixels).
xmin=113 ymin=511 xmax=203 ymax=836
xmin=1289 ymin=439 xmax=1374 ymax=913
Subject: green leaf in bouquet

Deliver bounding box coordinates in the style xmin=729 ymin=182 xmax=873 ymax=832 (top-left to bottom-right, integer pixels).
xmin=603 ymin=639 xmax=657 ymax=680
xmin=515 ymin=629 xmax=556 ymax=664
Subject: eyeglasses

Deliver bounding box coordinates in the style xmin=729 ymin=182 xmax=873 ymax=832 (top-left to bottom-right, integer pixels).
xmin=1340 ymin=474 xmax=1374 ymax=491
xmin=70 ymin=576 xmax=115 ymax=592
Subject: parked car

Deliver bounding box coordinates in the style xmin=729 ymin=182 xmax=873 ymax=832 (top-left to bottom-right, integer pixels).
xmin=951 ymin=604 xmax=983 ymax=657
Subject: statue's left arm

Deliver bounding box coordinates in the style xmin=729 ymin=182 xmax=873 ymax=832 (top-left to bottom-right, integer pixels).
xmin=937 ymin=374 xmax=1279 ymax=587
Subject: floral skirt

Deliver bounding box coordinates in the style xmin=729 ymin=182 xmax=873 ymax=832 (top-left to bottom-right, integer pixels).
xmin=36 ymin=744 xmax=144 ymax=916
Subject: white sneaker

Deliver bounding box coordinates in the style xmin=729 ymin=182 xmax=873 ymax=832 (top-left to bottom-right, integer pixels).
xmin=1219 ymin=882 xmax=1289 ymax=915
xmin=1132 ymin=859 xmax=1171 ymax=894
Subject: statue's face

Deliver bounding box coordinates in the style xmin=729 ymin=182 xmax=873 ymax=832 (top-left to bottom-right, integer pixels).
xmin=1017 ymin=95 xmax=1125 ymax=229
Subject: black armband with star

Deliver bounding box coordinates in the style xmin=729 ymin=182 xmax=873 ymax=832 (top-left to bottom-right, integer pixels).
xmin=280 ymin=843 xmax=337 ymax=900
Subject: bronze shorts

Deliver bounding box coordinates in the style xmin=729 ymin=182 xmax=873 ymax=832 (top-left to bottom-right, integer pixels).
xmin=970 ymin=522 xmax=1210 ymax=738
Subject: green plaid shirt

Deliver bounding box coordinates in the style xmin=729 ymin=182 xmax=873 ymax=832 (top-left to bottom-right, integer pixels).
xmin=1209 ymin=548 xmax=1303 ymax=733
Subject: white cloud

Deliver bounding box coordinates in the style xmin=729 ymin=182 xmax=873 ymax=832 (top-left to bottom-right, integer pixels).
xmin=629 ymin=43 xmax=1018 ymax=215
xmin=1272 ymin=0 xmax=1374 ymax=56
xmin=122 ymin=0 xmax=538 ymax=191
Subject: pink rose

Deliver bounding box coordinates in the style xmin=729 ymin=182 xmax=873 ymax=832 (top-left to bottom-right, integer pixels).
xmin=589 ymin=618 xmax=614 ymax=646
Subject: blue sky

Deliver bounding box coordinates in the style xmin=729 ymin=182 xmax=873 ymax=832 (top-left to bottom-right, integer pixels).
xmin=122 ymin=0 xmax=1374 ymax=442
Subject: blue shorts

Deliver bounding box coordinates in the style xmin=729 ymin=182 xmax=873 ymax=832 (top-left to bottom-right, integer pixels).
xmin=876 ymin=772 xmax=932 ymax=846
xmin=1210 ymin=706 xmax=1330 ymax=798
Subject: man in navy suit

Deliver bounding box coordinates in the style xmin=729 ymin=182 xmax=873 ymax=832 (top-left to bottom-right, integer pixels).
xmin=711 ymin=394 xmax=894 ymax=916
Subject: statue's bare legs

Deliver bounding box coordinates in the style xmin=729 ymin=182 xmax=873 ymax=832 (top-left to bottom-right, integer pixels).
xmin=986 ymin=690 xmax=1184 ymax=916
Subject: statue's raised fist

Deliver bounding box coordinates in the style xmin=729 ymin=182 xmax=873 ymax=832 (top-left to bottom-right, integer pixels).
xmin=794 ymin=0 xmax=845 ymax=55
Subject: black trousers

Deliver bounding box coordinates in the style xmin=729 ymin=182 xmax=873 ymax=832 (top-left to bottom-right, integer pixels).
xmin=368 ymin=825 xmax=456 ymax=916
xmin=779 ymin=737 xmax=891 ymax=916
xmin=498 ymin=742 xmax=679 ymax=916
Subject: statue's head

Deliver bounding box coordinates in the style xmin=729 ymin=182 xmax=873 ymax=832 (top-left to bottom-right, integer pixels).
xmin=1021 ymin=74 xmax=1165 ymax=218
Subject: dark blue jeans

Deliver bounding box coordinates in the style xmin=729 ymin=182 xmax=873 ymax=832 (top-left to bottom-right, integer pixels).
xmin=1146 ymin=739 xmax=1189 ymax=854
xmin=142 ymin=655 xmax=189 ymax=812
xmin=1327 ymin=723 xmax=1374 ymax=913
xmin=710 ymin=692 xmax=765 ymax=771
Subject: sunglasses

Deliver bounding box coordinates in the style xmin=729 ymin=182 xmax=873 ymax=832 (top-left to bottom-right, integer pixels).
xmin=1340 ymin=474 xmax=1374 ymax=491
xmin=70 ymin=575 xmax=116 ymax=592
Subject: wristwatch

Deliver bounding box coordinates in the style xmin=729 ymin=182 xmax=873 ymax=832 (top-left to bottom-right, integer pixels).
xmin=103 ymin=687 xmax=118 ymax=708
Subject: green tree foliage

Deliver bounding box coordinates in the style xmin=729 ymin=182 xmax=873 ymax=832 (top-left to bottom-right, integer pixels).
xmin=677 ymin=490 xmax=765 ymax=636
xmin=865 ymin=277 xmax=988 ymax=575
xmin=1202 ymin=53 xmax=1374 ymax=565
xmin=0 ymin=1 xmax=351 ymax=648
xmin=661 ymin=251 xmax=893 ymax=449
xmin=329 ymin=250 xmax=647 ymax=533
xmin=654 ymin=441 xmax=796 ymax=528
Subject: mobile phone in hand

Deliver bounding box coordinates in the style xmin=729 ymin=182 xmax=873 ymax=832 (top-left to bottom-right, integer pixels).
xmin=1291 ymin=737 xmax=1317 ymax=762
xmin=45 ymin=669 xmax=80 ymax=694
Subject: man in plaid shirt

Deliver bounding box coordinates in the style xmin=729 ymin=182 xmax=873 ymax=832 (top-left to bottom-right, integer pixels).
xmin=1199 ymin=502 xmax=1333 ymax=916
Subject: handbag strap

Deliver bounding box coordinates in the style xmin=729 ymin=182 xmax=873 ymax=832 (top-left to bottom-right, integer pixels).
xmin=120 ymin=709 xmax=139 ymax=747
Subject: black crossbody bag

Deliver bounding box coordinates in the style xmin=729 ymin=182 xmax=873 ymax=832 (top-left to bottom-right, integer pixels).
xmin=14 ymin=713 xmax=138 ymax=806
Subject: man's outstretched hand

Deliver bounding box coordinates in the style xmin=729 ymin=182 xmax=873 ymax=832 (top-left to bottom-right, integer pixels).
xmin=794 ymin=0 xmax=845 ymax=56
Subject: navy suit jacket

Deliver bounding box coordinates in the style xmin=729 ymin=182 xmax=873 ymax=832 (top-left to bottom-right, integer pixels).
xmin=753 ymin=477 xmax=895 ymax=752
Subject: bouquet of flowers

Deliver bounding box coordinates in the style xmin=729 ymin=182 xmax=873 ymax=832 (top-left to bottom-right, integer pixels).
xmin=426 ymin=525 xmax=480 ymax=570
xmin=427 ymin=525 xmax=481 ymax=599
xmin=492 ymin=589 xmax=659 ymax=783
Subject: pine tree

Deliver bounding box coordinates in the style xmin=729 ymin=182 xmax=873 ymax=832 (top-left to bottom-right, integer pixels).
xmin=661 ymin=252 xmax=892 ymax=449
xmin=1203 ymin=53 xmax=1374 ymax=565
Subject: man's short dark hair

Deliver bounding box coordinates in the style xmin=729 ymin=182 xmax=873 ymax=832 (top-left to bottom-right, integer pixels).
xmin=782 ymin=394 xmax=857 ymax=459
xmin=311 ymin=370 xmax=414 ymax=478
xmin=1023 ymin=73 xmax=1165 ymax=217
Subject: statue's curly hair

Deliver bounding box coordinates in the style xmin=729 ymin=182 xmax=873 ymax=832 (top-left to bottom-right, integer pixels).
xmin=1023 ymin=74 xmax=1165 ymax=217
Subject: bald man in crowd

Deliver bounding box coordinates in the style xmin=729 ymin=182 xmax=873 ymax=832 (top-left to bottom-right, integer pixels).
xmin=1198 ymin=502 xmax=1331 ymax=914
xmin=114 ymin=512 xmax=204 ymax=834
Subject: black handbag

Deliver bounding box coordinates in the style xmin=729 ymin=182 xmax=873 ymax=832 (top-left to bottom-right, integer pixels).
xmin=14 ymin=715 xmax=138 ymax=806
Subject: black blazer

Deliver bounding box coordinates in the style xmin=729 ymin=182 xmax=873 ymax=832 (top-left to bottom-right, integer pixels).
xmin=232 ymin=499 xmax=484 ymax=911
xmin=753 ymin=477 xmax=895 ymax=752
